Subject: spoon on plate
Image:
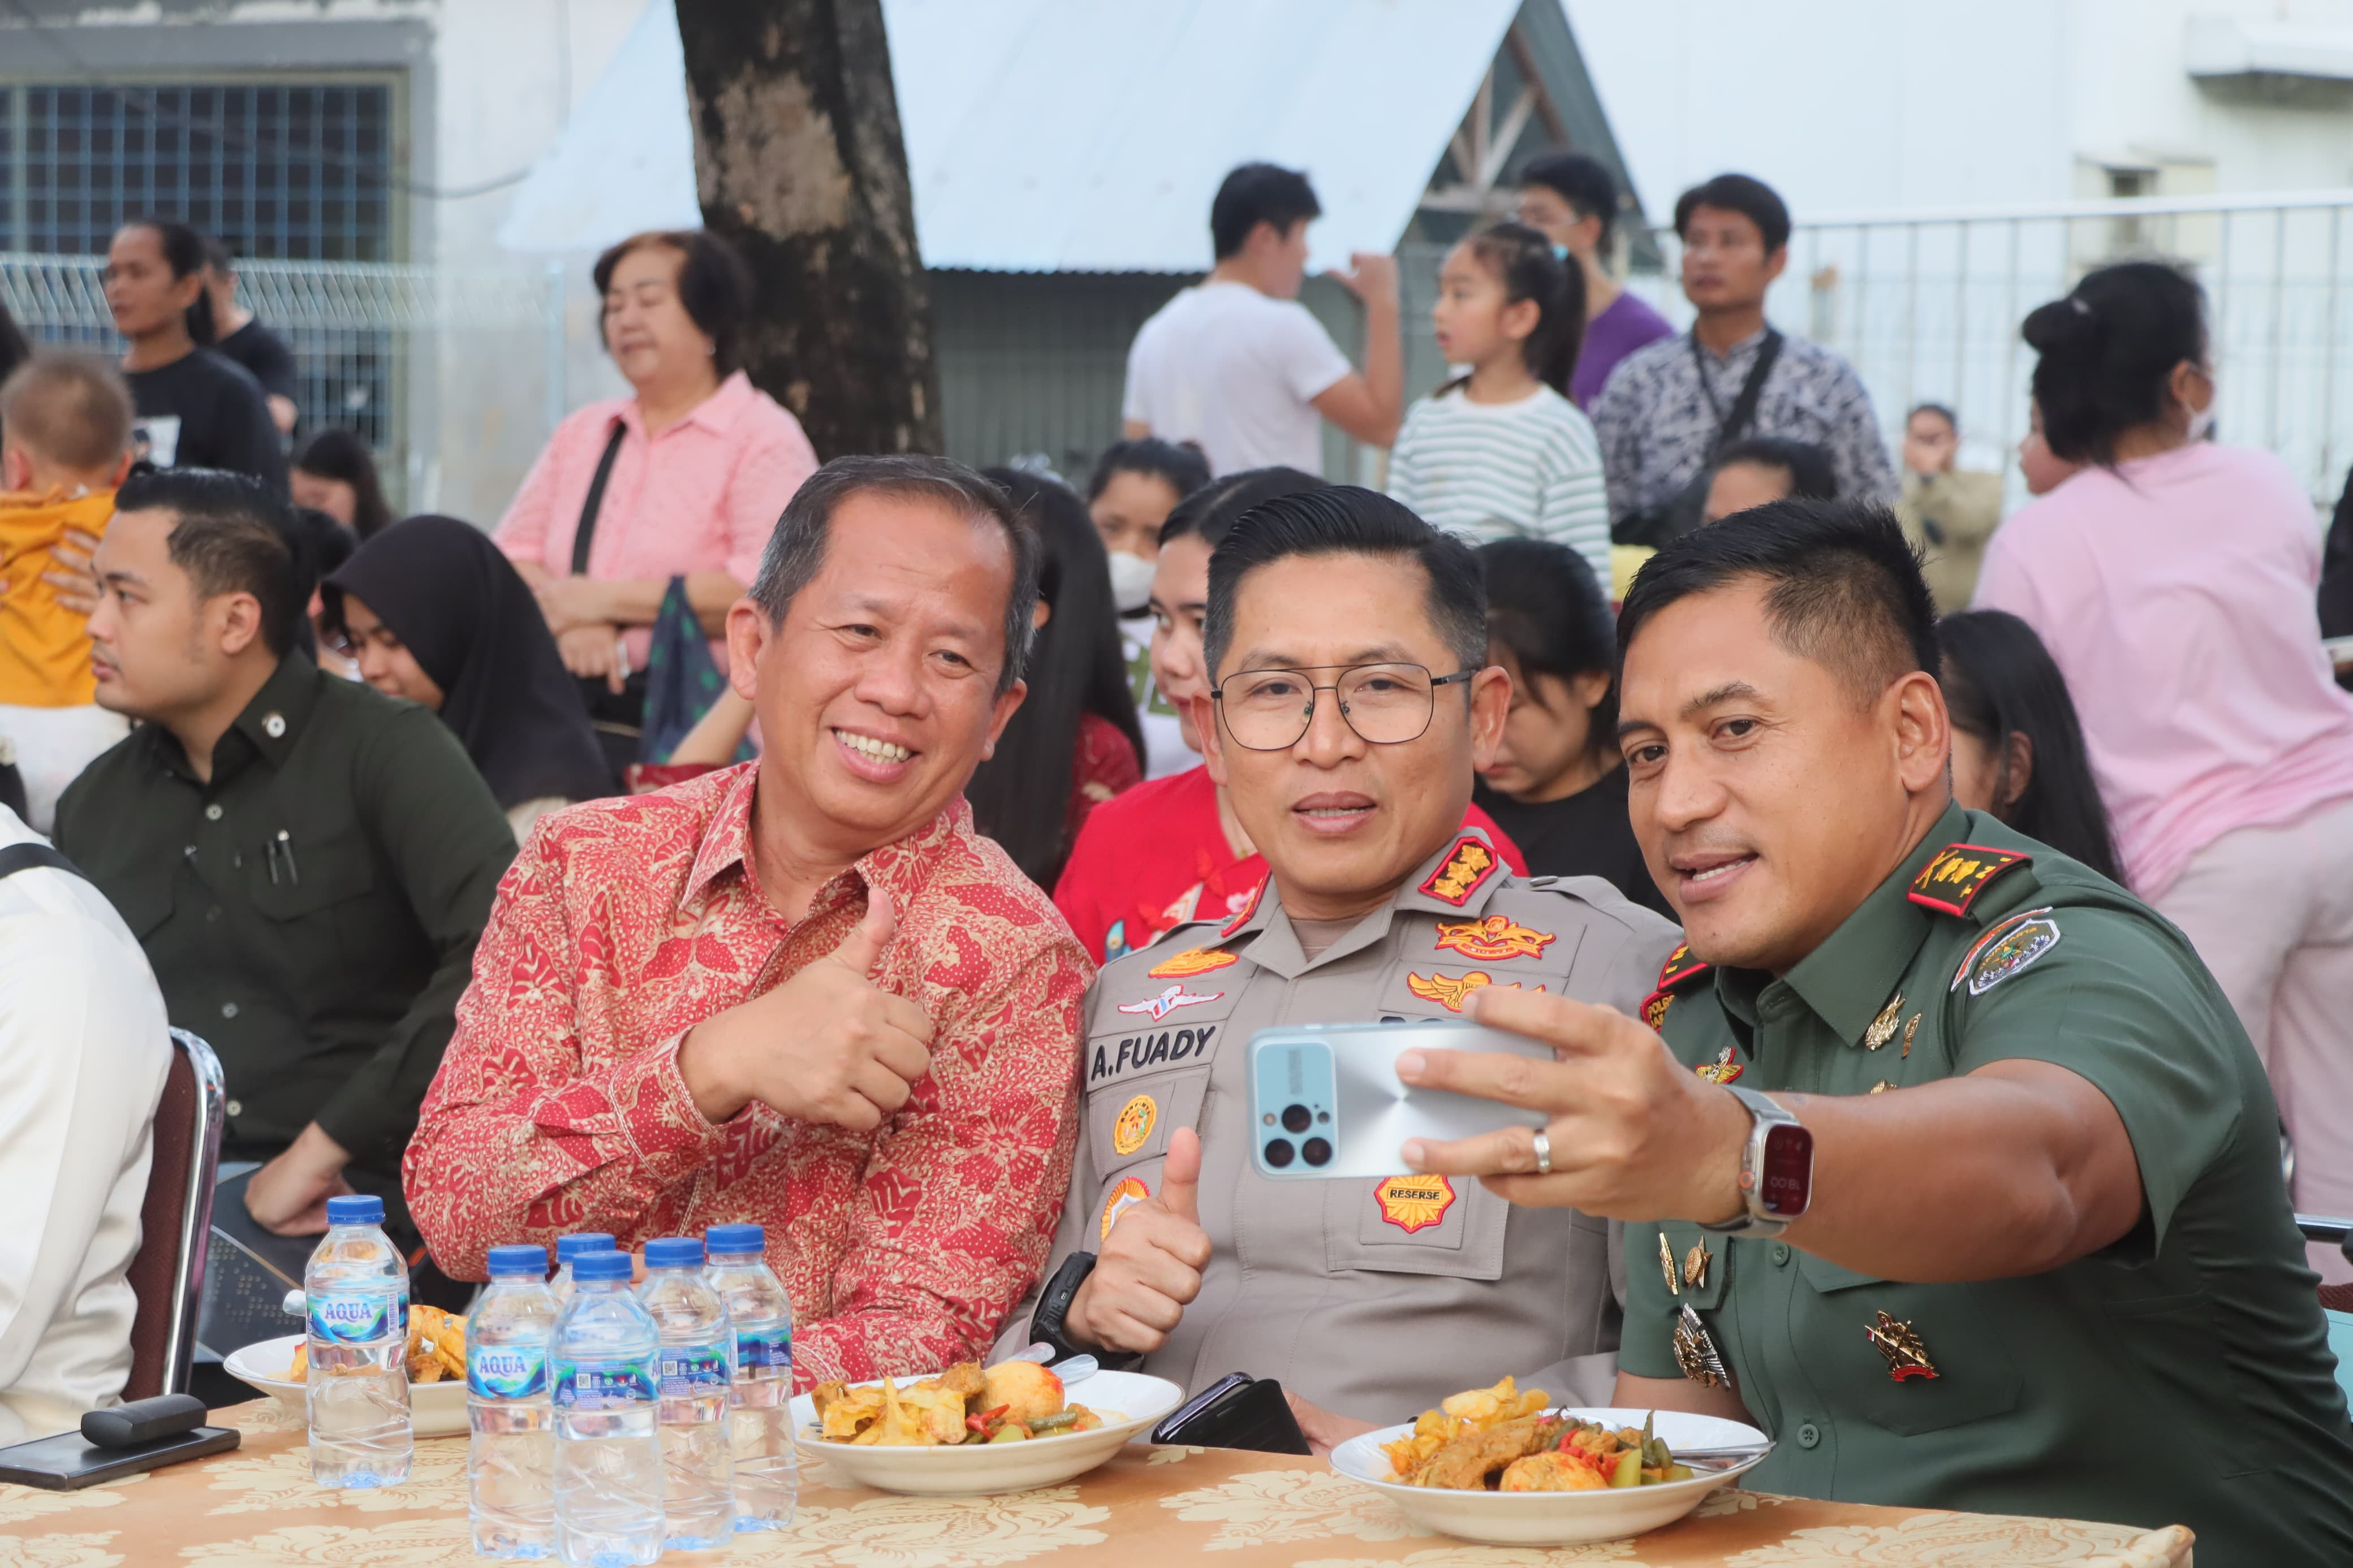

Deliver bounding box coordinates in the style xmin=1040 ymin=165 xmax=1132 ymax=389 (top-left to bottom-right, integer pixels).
xmin=1001 ymin=1342 xmax=1099 ymax=1385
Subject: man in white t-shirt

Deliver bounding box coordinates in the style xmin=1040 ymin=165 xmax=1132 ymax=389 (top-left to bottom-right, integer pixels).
xmin=0 ymin=805 xmax=170 ymax=1443
xmin=1122 ymin=163 xmax=1402 ymax=477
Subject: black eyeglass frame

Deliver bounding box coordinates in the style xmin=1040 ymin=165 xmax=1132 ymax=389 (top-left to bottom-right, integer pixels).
xmin=1209 ymin=662 xmax=1476 ymax=752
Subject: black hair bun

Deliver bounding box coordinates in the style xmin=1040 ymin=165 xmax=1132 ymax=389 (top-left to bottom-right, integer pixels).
xmin=2022 ymin=294 xmax=2102 ymax=356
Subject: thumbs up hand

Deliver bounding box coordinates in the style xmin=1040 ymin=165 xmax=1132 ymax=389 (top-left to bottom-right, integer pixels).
xmin=678 ymin=891 xmax=937 ymax=1129
xmin=1066 ymin=1127 xmax=1214 ymax=1356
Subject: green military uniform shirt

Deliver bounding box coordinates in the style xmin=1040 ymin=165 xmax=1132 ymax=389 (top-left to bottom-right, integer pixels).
xmin=1625 ymin=803 xmax=2353 ymax=1562
xmin=53 ymin=653 xmax=516 ymax=1210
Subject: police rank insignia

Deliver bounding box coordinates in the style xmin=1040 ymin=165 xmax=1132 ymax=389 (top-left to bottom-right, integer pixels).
xmin=1906 ymin=843 xmax=2032 ymax=918
xmin=1953 ymin=908 xmax=2061 ymax=996
xmin=1866 ymin=1311 xmax=1938 ymax=1381
xmin=1100 ymin=1176 xmax=1149 ymax=1241
xmin=1694 ymin=1045 xmax=1744 ymax=1085
xmin=1406 ymin=970 xmax=1540 ymax=1013
xmin=1864 ymin=994 xmax=1902 ymax=1049
xmin=1418 ymin=836 xmax=1499 ymax=906
xmin=1673 ymin=1305 xmax=1731 ymax=1388
xmin=1111 ymin=1094 xmax=1157 ymax=1156
xmin=1148 ymin=946 xmax=1239 ymax=979
xmin=1433 ymin=914 xmax=1556 ymax=962
xmin=1374 ymin=1174 xmax=1456 ymax=1233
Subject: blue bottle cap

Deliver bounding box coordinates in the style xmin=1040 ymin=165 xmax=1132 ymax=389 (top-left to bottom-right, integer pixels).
xmin=704 ymin=1224 xmax=764 ymax=1255
xmin=570 ymin=1249 xmax=631 ymax=1281
xmin=643 ymin=1236 xmax=705 ymax=1269
xmin=555 ymin=1232 xmax=617 ymax=1263
xmin=486 ymin=1243 xmax=549 ymax=1277
xmin=324 ymin=1194 xmax=383 ymax=1226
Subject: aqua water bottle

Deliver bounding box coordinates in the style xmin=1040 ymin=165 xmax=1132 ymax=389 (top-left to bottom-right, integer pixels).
xmin=303 ymin=1193 xmax=412 ymax=1489
xmin=704 ymin=1223 xmax=796 ymax=1531
xmin=637 ymin=1236 xmax=734 ymax=1549
xmin=467 ymin=1243 xmax=558 ymax=1558
xmin=551 ymin=1250 xmax=663 ymax=1567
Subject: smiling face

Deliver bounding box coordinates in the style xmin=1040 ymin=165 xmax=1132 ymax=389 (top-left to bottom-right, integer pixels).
xmin=1617 ymin=577 xmax=1949 ymax=972
xmin=727 ymin=490 xmax=1028 ymax=862
xmin=1148 ymin=533 xmax=1214 ymax=754
xmin=1198 ymin=552 xmax=1508 ymax=919
xmin=601 ymin=242 xmax=708 ymax=394
xmin=338 ymin=592 xmax=444 ymax=711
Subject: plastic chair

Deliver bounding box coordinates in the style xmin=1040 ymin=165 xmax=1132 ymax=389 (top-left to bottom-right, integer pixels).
xmin=123 ymin=1029 xmax=226 ymax=1401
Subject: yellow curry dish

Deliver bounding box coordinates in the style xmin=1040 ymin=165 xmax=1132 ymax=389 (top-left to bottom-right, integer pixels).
xmin=1380 ymin=1377 xmax=1696 ymax=1492
xmin=809 ymin=1360 xmax=1116 ymax=1446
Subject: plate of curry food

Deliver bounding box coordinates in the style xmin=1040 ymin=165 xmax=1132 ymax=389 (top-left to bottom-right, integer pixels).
xmin=1327 ymin=1377 xmax=1771 ymax=1545
xmin=791 ymin=1359 xmax=1183 ymax=1496
xmin=223 ymin=1306 xmax=473 ymax=1438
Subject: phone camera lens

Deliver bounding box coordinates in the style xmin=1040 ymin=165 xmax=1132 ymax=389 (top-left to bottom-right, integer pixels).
xmin=1301 ymin=1137 xmax=1333 ymax=1167
xmin=1281 ymin=1103 xmax=1312 ymax=1134
xmin=1264 ymin=1138 xmax=1296 ymax=1168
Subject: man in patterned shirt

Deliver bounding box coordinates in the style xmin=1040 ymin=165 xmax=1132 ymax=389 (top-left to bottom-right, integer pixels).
xmin=404 ymin=456 xmax=1092 ymax=1388
xmin=1591 ymin=173 xmax=1896 ymax=538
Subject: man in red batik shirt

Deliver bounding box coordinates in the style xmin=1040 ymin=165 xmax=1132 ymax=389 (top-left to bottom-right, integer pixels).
xmin=404 ymin=456 xmax=1091 ymax=1389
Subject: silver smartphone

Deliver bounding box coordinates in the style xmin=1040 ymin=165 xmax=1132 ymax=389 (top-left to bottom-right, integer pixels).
xmin=1247 ymin=1021 xmax=1553 ymax=1181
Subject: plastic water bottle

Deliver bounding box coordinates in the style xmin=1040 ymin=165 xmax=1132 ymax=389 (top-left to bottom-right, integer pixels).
xmin=550 ymin=1233 xmax=617 ymax=1308
xmin=468 ymin=1243 xmax=558 ymax=1558
xmin=303 ymin=1193 xmax=412 ymax=1488
xmin=551 ymin=1250 xmax=664 ymax=1567
xmin=704 ymin=1223 xmax=796 ymax=1532
xmin=637 ymin=1237 xmax=735 ymax=1549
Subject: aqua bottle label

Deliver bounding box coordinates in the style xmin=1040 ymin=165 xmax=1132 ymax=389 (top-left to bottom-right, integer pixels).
xmin=734 ymin=1329 xmax=792 ymax=1373
xmin=308 ymin=1288 xmax=408 ymax=1346
xmin=551 ymin=1358 xmax=657 ymax=1408
xmin=468 ymin=1344 xmax=549 ymax=1399
xmin=657 ymin=1342 xmax=733 ymax=1394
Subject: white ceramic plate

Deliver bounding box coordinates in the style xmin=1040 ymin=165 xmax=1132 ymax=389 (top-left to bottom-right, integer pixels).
xmin=1329 ymin=1406 xmax=1770 ymax=1546
xmin=789 ymin=1368 xmax=1183 ymax=1496
xmin=223 ymin=1332 xmax=471 ymax=1439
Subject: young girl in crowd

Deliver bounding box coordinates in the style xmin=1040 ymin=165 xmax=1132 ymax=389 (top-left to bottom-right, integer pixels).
xmin=1086 ymin=438 xmax=1210 ymax=779
xmin=292 ymin=427 xmax=394 ymax=541
xmin=1471 ymin=537 xmax=1671 ymax=918
xmin=1385 ymin=222 xmax=1608 ymax=581
xmin=323 ymin=515 xmax=614 ymax=841
xmin=966 ymin=468 xmax=1145 ymax=888
xmin=1938 ymin=608 xmax=2120 ymax=882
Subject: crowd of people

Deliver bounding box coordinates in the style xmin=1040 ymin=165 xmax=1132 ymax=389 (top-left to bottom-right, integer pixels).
xmin=2 ymin=147 xmax=2353 ymax=1560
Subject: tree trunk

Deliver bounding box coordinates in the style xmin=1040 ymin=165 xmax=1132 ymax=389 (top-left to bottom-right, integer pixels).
xmin=676 ymin=0 xmax=941 ymax=459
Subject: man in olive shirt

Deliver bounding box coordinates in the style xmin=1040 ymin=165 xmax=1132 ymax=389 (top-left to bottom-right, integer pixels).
xmin=1401 ymin=502 xmax=2353 ymax=1560
xmin=53 ymin=469 xmax=513 ymax=1243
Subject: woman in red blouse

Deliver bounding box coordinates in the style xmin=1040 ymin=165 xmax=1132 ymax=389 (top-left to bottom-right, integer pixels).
xmin=965 ymin=469 xmax=1145 ymax=888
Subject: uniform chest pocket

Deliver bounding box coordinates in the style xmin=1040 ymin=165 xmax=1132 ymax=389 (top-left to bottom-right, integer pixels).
xmin=247 ymin=826 xmax=378 ymax=921
xmin=1796 ymin=1254 xmax=2022 ymax=1436
xmin=1321 ymin=1171 xmax=1509 ymax=1280
xmin=1085 ymin=1065 xmax=1210 ymax=1182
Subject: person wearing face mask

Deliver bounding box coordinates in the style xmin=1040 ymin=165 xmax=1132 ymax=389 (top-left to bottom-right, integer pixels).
xmin=1087 ymin=439 xmax=1210 ymax=780
xmin=1977 ymin=261 xmax=2353 ymax=1278
xmin=1513 ymin=152 xmax=1673 ymax=412
xmin=495 ymin=230 xmax=819 ymax=781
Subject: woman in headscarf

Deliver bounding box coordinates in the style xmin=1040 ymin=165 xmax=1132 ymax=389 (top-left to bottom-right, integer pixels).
xmin=322 ymin=515 xmax=614 ymax=841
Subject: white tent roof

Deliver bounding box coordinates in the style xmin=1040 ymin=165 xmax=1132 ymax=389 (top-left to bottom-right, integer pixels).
xmin=497 ymin=0 xmax=1523 ymax=273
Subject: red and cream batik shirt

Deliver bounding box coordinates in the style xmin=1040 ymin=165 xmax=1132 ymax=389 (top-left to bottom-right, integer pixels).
xmin=403 ymin=763 xmax=1091 ymax=1389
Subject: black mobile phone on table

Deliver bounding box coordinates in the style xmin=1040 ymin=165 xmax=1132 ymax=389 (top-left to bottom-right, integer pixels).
xmin=0 ymin=1424 xmax=239 ymax=1489
xmin=1149 ymin=1372 xmax=1312 ymax=1454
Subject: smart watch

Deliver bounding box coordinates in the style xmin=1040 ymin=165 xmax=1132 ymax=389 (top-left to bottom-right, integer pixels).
xmin=1698 ymin=1086 xmax=1813 ymax=1239
xmin=1027 ymin=1250 xmax=1098 ymax=1362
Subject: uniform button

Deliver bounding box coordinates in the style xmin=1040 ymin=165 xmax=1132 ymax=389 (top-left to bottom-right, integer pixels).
xmin=225 ymin=1099 xmax=242 ymax=1118
xmin=1771 ymin=1242 xmax=1791 ymax=1265
xmin=205 ymin=906 xmax=222 ymax=923
xmin=204 ymin=803 xmax=223 ymax=821
xmin=221 ymin=1001 xmax=239 ymax=1020
xmin=1796 ymin=1422 xmax=1821 ymax=1449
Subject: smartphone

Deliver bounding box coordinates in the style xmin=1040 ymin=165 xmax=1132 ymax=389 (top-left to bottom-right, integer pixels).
xmin=1248 ymin=1021 xmax=1553 ymax=1180
xmin=0 ymin=1424 xmax=239 ymax=1490
xmin=1148 ymin=1372 xmax=1312 ymax=1454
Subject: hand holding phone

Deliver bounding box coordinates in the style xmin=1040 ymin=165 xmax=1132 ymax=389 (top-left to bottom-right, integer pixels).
xmin=1067 ymin=1126 xmax=1213 ymax=1355
xmin=1248 ymin=1021 xmax=1554 ymax=1180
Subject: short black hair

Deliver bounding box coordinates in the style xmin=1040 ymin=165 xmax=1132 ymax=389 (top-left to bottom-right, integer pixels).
xmin=748 ymin=455 xmax=1040 ymax=694
xmin=1087 ymin=438 xmax=1210 ymax=506
xmin=1205 ymin=487 xmax=1486 ymax=682
xmin=593 ymin=230 xmax=758 ymax=375
xmin=2021 ymin=261 xmax=2206 ymax=465
xmin=1158 ymin=465 xmax=1326 ymax=552
xmin=114 ymin=467 xmax=307 ymax=658
xmin=1479 ymin=537 xmax=1617 ymax=745
xmin=124 ymin=217 xmax=205 ymax=280
xmin=1907 ymin=402 xmax=1958 ymax=433
xmin=1619 ymin=499 xmax=1938 ymax=709
xmin=1519 ymin=152 xmax=1622 ymax=262
xmin=1713 ymin=436 xmax=1838 ymax=504
xmin=1210 ymin=163 xmax=1321 ymax=261
xmin=1673 ymin=173 xmax=1791 ymax=255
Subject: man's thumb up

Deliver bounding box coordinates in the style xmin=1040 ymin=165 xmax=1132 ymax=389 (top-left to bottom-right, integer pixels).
xmin=830 ymin=891 xmax=896 ymax=978
xmin=1158 ymin=1126 xmax=1204 ymax=1224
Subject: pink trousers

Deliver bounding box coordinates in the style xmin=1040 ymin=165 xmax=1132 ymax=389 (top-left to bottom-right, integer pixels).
xmin=2156 ymin=794 xmax=2353 ymax=1283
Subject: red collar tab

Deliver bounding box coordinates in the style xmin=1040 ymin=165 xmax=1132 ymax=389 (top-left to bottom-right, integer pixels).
xmin=1907 ymin=843 xmax=2032 ymax=918
xmin=1417 ymin=835 xmax=1501 ymax=907
xmin=1654 ymin=940 xmax=1711 ymax=992
xmin=1218 ymin=876 xmax=1266 ymax=939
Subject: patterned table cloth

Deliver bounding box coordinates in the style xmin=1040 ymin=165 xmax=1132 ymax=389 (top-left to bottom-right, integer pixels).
xmin=0 ymin=1402 xmax=2192 ymax=1567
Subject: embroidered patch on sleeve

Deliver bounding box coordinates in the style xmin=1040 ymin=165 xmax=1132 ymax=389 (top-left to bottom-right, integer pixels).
xmin=1433 ymin=914 xmax=1555 ymax=961
xmin=1374 ymin=1174 xmax=1456 ymax=1233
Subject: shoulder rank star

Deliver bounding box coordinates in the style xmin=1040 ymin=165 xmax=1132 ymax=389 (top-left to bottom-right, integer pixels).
xmin=1865 ymin=1311 xmax=1938 ymax=1381
xmin=1673 ymin=1305 xmax=1730 ymax=1388
xmin=1864 ymin=994 xmax=1902 ymax=1049
xmin=1694 ymin=1045 xmax=1743 ymax=1085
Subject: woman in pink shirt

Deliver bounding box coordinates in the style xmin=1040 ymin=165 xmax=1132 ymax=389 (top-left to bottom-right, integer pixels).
xmin=1977 ymin=261 xmax=2353 ymax=1273
xmin=498 ymin=230 xmax=818 ymax=776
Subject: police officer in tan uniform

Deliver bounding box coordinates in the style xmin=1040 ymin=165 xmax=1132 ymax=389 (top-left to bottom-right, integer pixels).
xmin=1001 ymin=487 xmax=1679 ymax=1448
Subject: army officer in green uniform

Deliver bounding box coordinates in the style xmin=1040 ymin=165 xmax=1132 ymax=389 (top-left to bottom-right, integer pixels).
xmin=1400 ymin=502 xmax=2353 ymax=1561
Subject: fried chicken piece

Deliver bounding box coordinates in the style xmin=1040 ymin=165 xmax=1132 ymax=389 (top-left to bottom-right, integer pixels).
xmin=1410 ymin=1415 xmax=1565 ymax=1491
xmin=939 ymin=1362 xmax=986 ymax=1402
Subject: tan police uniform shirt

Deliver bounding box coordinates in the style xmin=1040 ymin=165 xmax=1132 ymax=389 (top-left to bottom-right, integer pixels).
xmin=997 ymin=830 xmax=1682 ymax=1422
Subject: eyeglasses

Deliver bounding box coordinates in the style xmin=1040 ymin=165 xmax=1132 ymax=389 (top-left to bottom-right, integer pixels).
xmin=1212 ymin=662 xmax=1473 ymax=752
